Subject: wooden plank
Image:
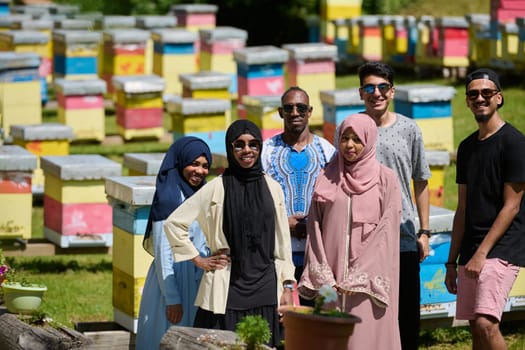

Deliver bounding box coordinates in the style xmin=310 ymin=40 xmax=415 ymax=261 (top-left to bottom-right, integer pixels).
xmin=0 ymin=238 xmax=112 ymax=257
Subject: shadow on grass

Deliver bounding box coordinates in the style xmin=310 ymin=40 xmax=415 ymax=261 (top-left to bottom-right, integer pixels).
xmin=5 ymin=257 xmax=112 ymax=274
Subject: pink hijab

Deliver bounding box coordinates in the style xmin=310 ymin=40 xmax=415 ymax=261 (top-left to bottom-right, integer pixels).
xmin=314 ymin=113 xmax=381 ymax=225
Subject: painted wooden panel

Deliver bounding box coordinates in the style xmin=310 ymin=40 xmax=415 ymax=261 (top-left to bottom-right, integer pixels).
xmin=43 ymin=195 xmax=112 ymax=235
xmin=112 ymin=226 xmax=153 ymax=277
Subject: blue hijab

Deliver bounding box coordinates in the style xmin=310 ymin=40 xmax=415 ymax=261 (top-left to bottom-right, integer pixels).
xmin=143 ymin=136 xmax=212 ymax=255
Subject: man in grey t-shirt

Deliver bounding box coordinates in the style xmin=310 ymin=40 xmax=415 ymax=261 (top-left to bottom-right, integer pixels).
xmin=358 ymin=62 xmax=432 ymax=350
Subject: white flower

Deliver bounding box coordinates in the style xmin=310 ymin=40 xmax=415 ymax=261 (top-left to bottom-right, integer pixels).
xmin=319 ymin=284 xmax=338 ymax=303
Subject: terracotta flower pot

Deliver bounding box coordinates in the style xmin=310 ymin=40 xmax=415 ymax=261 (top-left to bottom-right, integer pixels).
xmin=2 ymin=282 xmax=47 ymax=315
xmin=281 ymin=306 xmax=361 ymax=350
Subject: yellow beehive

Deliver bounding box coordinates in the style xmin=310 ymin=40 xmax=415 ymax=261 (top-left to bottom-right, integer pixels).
xmin=0 ymin=145 xmax=37 ymax=239
xmin=180 ymin=71 xmax=232 ymax=100
xmin=199 ymin=51 xmax=237 ymax=72
xmin=112 ymin=226 xmax=153 ymax=277
xmin=112 ymin=266 xmax=146 ymax=318
xmin=510 ymin=268 xmax=525 ymax=297
xmin=57 ymin=108 xmax=105 ymax=142
xmin=0 ymin=68 xmax=41 ymax=138
xmin=243 ymin=95 xmax=282 ymax=130
xmin=44 ymin=174 xmax=107 ymax=204
xmin=115 ymin=91 xmax=163 ymax=109
xmin=118 ymin=126 xmax=165 ymax=141
xmin=152 ymin=28 xmax=198 ymax=95
xmin=11 ymin=123 xmax=74 ymax=194
xmin=425 ymin=150 xmax=450 ymax=208
xmin=136 ymin=16 xmax=178 ymax=75
xmin=171 ymin=112 xmax=227 ymax=133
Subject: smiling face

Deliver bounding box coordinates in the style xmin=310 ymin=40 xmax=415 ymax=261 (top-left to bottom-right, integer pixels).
xmin=182 ymin=155 xmax=209 ymax=187
xmin=231 ymin=133 xmax=260 ymax=169
xmin=278 ymin=89 xmax=312 ymax=135
xmin=359 ymin=74 xmax=395 ymax=117
xmin=339 ymin=127 xmax=364 ymax=163
xmin=466 ymin=79 xmax=503 ymax=123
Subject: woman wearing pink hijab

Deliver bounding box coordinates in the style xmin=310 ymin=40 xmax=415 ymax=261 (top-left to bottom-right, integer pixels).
xmin=298 ymin=113 xmax=402 ymax=349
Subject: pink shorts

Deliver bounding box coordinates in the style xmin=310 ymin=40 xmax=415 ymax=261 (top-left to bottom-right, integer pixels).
xmin=456 ymin=258 xmax=519 ymax=321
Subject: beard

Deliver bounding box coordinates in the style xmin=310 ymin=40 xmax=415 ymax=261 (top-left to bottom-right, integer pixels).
xmin=474 ymin=113 xmax=491 ymax=123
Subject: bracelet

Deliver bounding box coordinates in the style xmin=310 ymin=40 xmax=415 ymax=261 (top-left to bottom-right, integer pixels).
xmin=445 ymin=262 xmax=457 ymax=268
xmin=417 ymin=229 xmax=432 ymax=238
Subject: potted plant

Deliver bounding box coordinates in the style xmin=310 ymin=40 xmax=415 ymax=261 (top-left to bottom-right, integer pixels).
xmin=279 ymin=285 xmax=361 ymax=350
xmin=0 ymin=249 xmax=47 ymax=315
xmin=235 ymin=315 xmax=272 ymax=350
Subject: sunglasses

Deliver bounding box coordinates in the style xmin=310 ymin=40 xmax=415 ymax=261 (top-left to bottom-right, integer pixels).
xmin=466 ymin=89 xmax=499 ymax=100
xmin=232 ymin=139 xmax=261 ymax=152
xmin=281 ymin=103 xmax=310 ymax=114
xmin=361 ymin=83 xmax=392 ymax=94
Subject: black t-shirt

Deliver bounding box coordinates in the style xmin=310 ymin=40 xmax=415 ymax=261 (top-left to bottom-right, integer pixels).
xmin=456 ymin=123 xmax=525 ymax=267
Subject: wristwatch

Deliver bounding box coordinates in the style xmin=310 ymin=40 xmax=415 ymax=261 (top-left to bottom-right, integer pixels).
xmin=417 ymin=229 xmax=432 ymax=238
xmin=283 ymin=282 xmax=294 ymax=291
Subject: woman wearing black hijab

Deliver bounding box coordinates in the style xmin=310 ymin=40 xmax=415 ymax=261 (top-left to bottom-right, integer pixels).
xmin=164 ymin=120 xmax=295 ymax=347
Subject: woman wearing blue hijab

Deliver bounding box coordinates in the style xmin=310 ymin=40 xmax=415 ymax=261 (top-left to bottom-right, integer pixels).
xmin=136 ymin=136 xmax=212 ymax=350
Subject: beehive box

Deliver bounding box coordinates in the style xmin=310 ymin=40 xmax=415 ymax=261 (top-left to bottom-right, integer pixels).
xmin=54 ymin=78 xmax=107 ymax=142
xmin=40 ymin=155 xmax=121 ymax=248
xmin=283 ymin=43 xmax=337 ymax=127
xmin=179 ymin=71 xmax=232 ymax=100
xmin=0 ymin=52 xmax=42 ymax=140
xmin=52 ymin=30 xmax=101 ymax=80
xmin=11 ymin=123 xmax=74 ymax=194
xmin=166 ymin=95 xmax=231 ymax=156
xmin=417 ymin=206 xmax=457 ymax=318
xmin=243 ymin=94 xmax=282 ymax=140
xmin=0 ymin=145 xmax=37 ymax=239
xmin=394 ymin=84 xmax=456 ymax=152
xmin=233 ymin=46 xmax=288 ymax=106
xmin=199 ymin=26 xmax=247 ymax=95
xmin=319 ymin=88 xmax=365 ymax=144
xmin=123 ymin=153 xmax=165 ymax=176
xmin=112 ymin=74 xmax=165 ymax=140
xmin=101 ymin=30 xmax=149 ymax=94
xmin=170 ymin=3 xmax=218 ymax=32
xmin=151 ymin=28 xmax=198 ymax=95
xmin=105 ymin=175 xmax=155 ymax=277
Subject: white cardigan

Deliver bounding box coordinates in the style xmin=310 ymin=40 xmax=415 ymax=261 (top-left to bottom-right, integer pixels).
xmin=164 ymin=174 xmax=296 ymax=314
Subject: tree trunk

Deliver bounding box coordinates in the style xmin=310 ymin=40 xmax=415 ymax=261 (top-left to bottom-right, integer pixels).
xmin=0 ymin=313 xmax=92 ymax=350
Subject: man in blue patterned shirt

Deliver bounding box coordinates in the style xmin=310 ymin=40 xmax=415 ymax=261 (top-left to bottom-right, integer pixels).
xmin=261 ymin=86 xmax=335 ymax=302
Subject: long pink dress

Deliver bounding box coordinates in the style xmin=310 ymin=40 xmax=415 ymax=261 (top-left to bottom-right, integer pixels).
xmin=298 ymin=114 xmax=402 ymax=350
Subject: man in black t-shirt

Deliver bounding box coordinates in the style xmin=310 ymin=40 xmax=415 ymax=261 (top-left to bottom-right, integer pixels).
xmin=445 ymin=68 xmax=525 ymax=349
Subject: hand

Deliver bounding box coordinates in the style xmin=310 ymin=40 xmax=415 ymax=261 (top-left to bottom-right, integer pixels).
xmin=289 ymin=215 xmax=307 ymax=239
xmin=417 ymin=235 xmax=430 ymax=262
xmin=278 ymin=289 xmax=294 ymax=322
xmin=464 ymin=254 xmax=485 ymax=279
xmin=444 ymin=267 xmax=458 ymax=295
xmin=192 ymin=254 xmax=230 ymax=272
xmin=166 ymin=304 xmax=183 ymax=324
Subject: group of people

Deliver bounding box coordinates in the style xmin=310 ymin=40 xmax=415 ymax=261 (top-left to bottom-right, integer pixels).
xmin=134 ymin=62 xmax=525 ymax=350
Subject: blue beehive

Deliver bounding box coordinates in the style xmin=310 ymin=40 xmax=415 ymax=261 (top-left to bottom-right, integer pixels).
xmin=417 ymin=206 xmax=457 ymax=318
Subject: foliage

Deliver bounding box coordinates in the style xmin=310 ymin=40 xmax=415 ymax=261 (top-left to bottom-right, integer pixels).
xmin=0 ymin=249 xmax=9 ymax=283
xmin=235 ymin=315 xmax=271 ymax=350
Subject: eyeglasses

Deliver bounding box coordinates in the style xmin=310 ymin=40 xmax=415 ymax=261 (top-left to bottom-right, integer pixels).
xmin=361 ymin=83 xmax=392 ymax=94
xmin=232 ymin=139 xmax=261 ymax=152
xmin=466 ymin=89 xmax=499 ymax=100
xmin=281 ymin=103 xmax=310 ymax=114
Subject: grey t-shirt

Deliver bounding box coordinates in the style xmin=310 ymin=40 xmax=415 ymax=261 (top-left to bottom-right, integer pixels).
xmin=376 ymin=113 xmax=431 ymax=252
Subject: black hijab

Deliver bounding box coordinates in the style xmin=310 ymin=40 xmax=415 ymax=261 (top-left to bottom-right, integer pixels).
xmin=143 ymin=136 xmax=212 ymax=256
xmin=222 ymin=120 xmax=275 ymax=277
